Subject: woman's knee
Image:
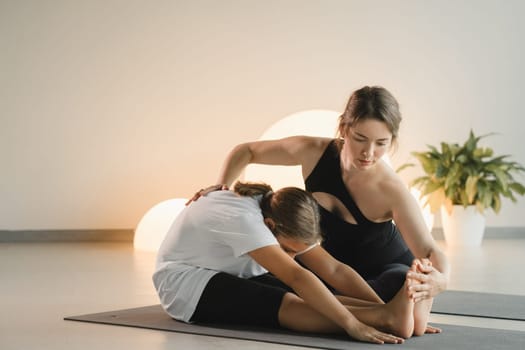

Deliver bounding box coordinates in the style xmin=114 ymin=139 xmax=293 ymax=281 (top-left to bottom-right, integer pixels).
xmin=369 ymin=266 xmax=408 ymax=302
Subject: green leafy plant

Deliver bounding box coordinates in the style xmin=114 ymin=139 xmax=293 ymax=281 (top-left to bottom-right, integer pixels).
xmin=401 ymin=130 xmax=525 ymax=214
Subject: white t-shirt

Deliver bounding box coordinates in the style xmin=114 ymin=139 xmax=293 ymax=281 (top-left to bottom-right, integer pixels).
xmin=153 ymin=191 xmax=279 ymax=322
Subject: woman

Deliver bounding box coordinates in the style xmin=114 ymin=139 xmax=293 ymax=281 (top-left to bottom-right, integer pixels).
xmin=191 ymin=86 xmax=449 ymax=334
xmin=154 ymin=181 xmax=418 ymax=344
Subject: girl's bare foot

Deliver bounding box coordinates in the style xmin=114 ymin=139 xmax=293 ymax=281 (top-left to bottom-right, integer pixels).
xmin=381 ymin=281 xmax=415 ymax=339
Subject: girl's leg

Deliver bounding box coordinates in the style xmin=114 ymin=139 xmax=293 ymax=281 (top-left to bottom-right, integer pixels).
xmin=278 ymin=293 xmax=342 ymax=333
xmin=335 ymin=295 xmax=382 ymax=307
xmin=342 ymin=281 xmax=415 ymax=339
xmin=362 ymin=259 xmax=437 ymax=336
xmin=278 ymin=281 xmax=415 ymax=338
xmin=191 ymin=272 xmax=287 ymax=328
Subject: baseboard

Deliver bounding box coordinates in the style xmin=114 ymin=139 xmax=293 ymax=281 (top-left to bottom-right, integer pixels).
xmin=2 ymin=227 xmax=524 ymax=243
xmin=431 ymin=227 xmax=525 ymax=240
xmin=0 ymin=229 xmax=134 ymax=242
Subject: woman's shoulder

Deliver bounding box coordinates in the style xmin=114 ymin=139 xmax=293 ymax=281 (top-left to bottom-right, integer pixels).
xmin=286 ymin=136 xmax=333 ymax=159
xmin=289 ymin=137 xmax=334 ymax=176
xmin=375 ymin=162 xmax=411 ymax=202
xmin=305 ymin=136 xmax=334 ymax=147
xmin=282 ymin=135 xmax=332 ymax=150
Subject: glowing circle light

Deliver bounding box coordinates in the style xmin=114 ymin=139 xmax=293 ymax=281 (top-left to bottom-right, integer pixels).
xmin=244 ymin=110 xmax=339 ymax=189
xmin=133 ymin=198 xmax=187 ymax=252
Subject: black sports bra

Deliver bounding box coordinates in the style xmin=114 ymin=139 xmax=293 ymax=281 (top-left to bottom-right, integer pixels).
xmin=304 ymin=139 xmax=411 ymax=277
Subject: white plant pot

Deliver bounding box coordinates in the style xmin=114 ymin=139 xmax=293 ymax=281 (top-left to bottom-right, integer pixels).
xmin=440 ymin=205 xmax=486 ymax=247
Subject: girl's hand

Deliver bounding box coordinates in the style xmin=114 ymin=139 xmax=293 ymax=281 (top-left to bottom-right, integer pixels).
xmin=347 ymin=322 xmax=404 ymax=344
xmin=185 ymin=184 xmax=228 ymax=205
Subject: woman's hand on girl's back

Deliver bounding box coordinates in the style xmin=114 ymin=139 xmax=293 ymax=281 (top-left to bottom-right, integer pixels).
xmin=185 ymin=184 xmax=229 ymax=205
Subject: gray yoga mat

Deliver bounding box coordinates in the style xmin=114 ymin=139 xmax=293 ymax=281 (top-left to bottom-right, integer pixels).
xmin=432 ymin=290 xmax=525 ymax=321
xmin=65 ymin=305 xmax=524 ymax=350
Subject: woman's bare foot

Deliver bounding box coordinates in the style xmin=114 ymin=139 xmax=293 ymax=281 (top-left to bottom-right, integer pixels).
xmin=409 ymin=259 xmax=436 ymax=336
xmin=424 ymin=324 xmax=442 ymax=334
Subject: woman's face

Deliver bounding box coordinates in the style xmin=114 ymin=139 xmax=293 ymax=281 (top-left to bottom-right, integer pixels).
xmin=342 ymin=119 xmax=392 ymax=170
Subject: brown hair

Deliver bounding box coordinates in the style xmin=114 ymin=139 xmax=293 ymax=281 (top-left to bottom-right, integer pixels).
xmin=338 ymin=86 xmax=402 ymax=142
xmin=234 ymin=181 xmax=321 ymax=245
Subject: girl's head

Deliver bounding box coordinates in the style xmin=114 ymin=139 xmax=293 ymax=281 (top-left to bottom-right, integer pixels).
xmin=234 ymin=181 xmax=321 ymax=249
xmin=337 ymin=86 xmax=402 ymax=143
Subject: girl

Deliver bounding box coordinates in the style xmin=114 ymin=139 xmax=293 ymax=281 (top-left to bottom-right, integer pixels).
xmin=154 ymin=182 xmax=416 ymax=344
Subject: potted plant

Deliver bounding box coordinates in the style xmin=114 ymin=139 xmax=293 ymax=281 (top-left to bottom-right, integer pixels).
xmin=403 ymin=130 xmax=525 ymax=246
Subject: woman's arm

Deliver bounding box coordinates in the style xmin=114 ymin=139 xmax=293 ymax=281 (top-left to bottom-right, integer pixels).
xmin=248 ymin=245 xmax=401 ymax=343
xmin=297 ymin=246 xmax=383 ymax=303
xmin=187 ymin=138 xmax=306 ymax=203
xmin=186 ymin=137 xmax=327 ymax=204
xmin=216 ymin=136 xmax=326 ymax=186
xmin=390 ymin=181 xmax=450 ymax=299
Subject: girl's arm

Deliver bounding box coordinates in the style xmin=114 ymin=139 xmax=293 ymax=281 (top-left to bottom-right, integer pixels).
xmin=297 ymin=246 xmax=383 ymax=303
xmin=248 ymin=245 xmax=401 ymax=343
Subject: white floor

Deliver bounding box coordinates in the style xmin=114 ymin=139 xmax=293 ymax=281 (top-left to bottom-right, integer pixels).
xmin=1 ymin=239 xmax=524 ymax=350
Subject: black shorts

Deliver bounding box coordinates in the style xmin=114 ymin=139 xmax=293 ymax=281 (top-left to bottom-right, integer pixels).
xmin=190 ymin=272 xmax=293 ymax=328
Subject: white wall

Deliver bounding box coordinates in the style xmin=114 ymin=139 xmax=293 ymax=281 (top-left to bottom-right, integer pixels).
xmin=1 ymin=0 xmax=524 ymax=230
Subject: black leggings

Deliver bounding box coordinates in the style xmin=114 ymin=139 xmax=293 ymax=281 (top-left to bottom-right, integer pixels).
xmin=366 ymin=250 xmax=414 ymax=302
xmin=367 ymin=263 xmax=410 ymax=302
xmin=190 ymin=273 xmax=293 ymax=328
